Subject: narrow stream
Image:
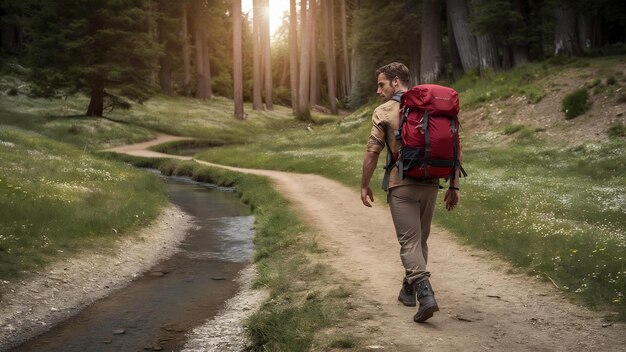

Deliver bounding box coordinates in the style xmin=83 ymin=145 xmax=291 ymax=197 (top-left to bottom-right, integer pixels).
xmin=13 ymin=175 xmax=254 ymax=352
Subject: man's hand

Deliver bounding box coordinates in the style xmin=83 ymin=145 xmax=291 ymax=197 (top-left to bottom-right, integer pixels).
xmin=360 ymin=151 xmax=379 ymax=207
xmin=361 ymin=186 xmax=374 ymax=207
xmin=444 ymin=189 xmax=460 ymax=211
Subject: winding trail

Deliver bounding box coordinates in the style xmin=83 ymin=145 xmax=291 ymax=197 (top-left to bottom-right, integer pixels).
xmin=106 ymin=135 xmax=626 ymax=351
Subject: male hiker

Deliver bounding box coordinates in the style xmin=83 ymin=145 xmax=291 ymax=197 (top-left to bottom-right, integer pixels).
xmin=360 ymin=62 xmax=461 ymax=323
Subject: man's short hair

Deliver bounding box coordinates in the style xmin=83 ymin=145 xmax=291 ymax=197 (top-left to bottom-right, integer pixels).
xmin=375 ymin=62 xmax=410 ymax=86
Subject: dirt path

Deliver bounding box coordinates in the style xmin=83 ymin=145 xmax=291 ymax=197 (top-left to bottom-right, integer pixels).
xmin=107 ymin=135 xmax=625 ymax=351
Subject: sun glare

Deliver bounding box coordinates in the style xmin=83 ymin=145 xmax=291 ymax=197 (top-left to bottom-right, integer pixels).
xmin=241 ymin=0 xmax=290 ymax=38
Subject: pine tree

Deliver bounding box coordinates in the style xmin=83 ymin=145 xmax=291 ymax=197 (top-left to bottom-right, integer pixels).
xmin=232 ymin=0 xmax=244 ymax=119
xmin=24 ymin=0 xmax=161 ymax=117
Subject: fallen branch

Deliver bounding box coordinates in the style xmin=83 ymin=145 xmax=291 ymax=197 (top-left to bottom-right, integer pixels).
xmin=543 ymin=272 xmax=560 ymax=289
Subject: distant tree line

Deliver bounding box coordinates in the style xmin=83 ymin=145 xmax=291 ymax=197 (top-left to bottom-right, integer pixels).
xmin=0 ymin=0 xmax=624 ymax=118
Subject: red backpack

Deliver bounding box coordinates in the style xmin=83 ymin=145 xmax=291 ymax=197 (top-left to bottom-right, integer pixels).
xmin=385 ymin=84 xmax=466 ymax=185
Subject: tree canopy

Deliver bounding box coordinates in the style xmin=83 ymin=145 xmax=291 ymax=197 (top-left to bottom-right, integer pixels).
xmin=1 ymin=0 xmax=624 ymax=117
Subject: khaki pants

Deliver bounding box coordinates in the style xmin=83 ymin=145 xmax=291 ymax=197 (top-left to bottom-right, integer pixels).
xmin=388 ymin=184 xmax=439 ymax=285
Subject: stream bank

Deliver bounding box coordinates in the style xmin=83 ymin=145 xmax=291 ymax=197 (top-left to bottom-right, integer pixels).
xmin=1 ymin=175 xmax=264 ymax=352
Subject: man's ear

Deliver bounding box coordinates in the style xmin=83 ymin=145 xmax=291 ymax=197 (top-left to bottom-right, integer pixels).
xmin=392 ymin=77 xmax=399 ymax=87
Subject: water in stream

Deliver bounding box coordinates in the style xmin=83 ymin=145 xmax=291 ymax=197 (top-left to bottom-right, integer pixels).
xmin=12 ymin=175 xmax=254 ymax=352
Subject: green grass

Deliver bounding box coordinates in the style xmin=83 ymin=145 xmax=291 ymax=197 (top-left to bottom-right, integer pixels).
xmin=1 ymin=52 xmax=625 ymax=352
xmin=562 ymin=88 xmax=590 ymax=119
xmin=438 ymin=141 xmax=626 ymax=316
xmin=197 ymin=130 xmax=626 ymax=318
xmin=450 ymin=64 xmax=548 ymax=108
xmin=0 ymin=91 xmax=156 ymax=150
xmin=193 ymin=92 xmax=626 ymax=319
xmin=0 ymin=73 xmax=335 ymax=151
xmin=608 ymin=122 xmax=626 ymax=138
xmin=0 ymin=126 xmax=167 ymax=278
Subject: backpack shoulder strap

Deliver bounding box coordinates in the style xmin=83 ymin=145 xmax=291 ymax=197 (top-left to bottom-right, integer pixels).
xmin=391 ymin=91 xmax=404 ymax=103
xmin=382 ymin=93 xmax=404 ymax=192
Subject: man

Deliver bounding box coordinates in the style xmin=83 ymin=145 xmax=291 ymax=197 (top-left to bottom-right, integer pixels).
xmin=360 ymin=62 xmax=461 ymax=323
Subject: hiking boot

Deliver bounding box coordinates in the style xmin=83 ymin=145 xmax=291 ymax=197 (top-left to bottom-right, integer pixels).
xmin=397 ymin=278 xmax=417 ymax=307
xmin=413 ymin=279 xmax=439 ymax=323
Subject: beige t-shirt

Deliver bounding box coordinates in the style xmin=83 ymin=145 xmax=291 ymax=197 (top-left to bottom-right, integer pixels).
xmin=366 ymin=99 xmax=439 ymax=189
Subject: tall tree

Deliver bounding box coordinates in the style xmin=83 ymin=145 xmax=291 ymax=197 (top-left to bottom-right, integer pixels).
xmin=233 ymin=0 xmax=244 ymax=119
xmin=323 ymin=0 xmax=338 ymax=114
xmin=194 ymin=0 xmax=211 ymax=99
xmin=511 ymin=0 xmax=530 ymax=66
xmin=181 ymin=1 xmax=191 ymax=96
xmin=0 ymin=2 xmax=23 ymax=54
xmin=24 ymin=0 xmax=161 ymax=117
xmin=157 ymin=2 xmax=174 ymax=94
xmin=252 ymin=0 xmax=263 ymax=109
xmin=261 ymin=0 xmax=273 ymax=110
xmin=446 ymin=0 xmax=479 ymax=72
xmin=289 ymin=0 xmax=299 ymax=112
xmin=554 ymin=2 xmax=581 ymax=56
xmin=309 ymin=0 xmax=318 ymax=107
xmin=470 ymin=0 xmax=527 ymax=68
xmin=348 ymin=1 xmax=418 ymax=107
xmin=448 ymin=8 xmax=464 ymax=80
xmin=421 ymin=0 xmax=444 ymax=83
xmin=339 ymin=0 xmax=351 ymax=99
xmin=297 ymin=0 xmax=311 ymax=120
xmin=470 ymin=0 xmax=499 ymax=75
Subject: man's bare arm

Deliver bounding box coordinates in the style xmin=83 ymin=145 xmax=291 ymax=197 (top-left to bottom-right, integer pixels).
xmin=360 ymin=151 xmax=380 ymax=207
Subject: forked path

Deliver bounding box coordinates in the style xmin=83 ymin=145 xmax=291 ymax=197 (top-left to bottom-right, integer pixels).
xmin=107 ymin=135 xmax=625 ymax=351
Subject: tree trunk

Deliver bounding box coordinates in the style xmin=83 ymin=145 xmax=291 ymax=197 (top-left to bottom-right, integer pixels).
xmin=297 ymin=0 xmax=311 ymax=120
xmin=512 ymin=44 xmax=530 ymax=67
xmin=476 ymin=33 xmax=499 ymax=75
xmin=447 ymin=9 xmax=463 ymax=81
xmin=158 ymin=54 xmax=173 ymax=94
xmin=420 ymin=0 xmax=444 ymax=83
xmin=280 ymin=56 xmax=289 ymax=87
xmin=157 ymin=14 xmax=173 ymax=94
xmin=578 ymin=13 xmax=604 ymax=50
xmin=554 ymin=4 xmax=581 ymax=56
xmin=409 ymin=34 xmax=420 ymax=86
xmin=309 ymin=0 xmax=318 ymax=107
xmin=589 ymin=15 xmax=605 ymax=48
xmin=446 ymin=0 xmax=479 ymax=72
xmin=1 ymin=23 xmax=18 ymax=53
xmin=323 ymin=0 xmax=338 ymax=114
xmin=195 ymin=23 xmax=207 ymax=99
xmin=289 ymin=0 xmax=299 ymax=112
xmin=252 ymin=0 xmax=263 ymax=110
xmin=86 ymin=81 xmax=105 ymax=117
xmin=203 ymin=32 xmax=212 ymax=99
xmin=233 ymin=0 xmax=245 ymax=120
xmin=472 ymin=0 xmax=499 ymax=75
xmin=501 ymin=45 xmax=512 ymax=70
xmin=146 ymin=3 xmax=158 ymax=86
xmin=181 ymin=2 xmax=191 ymax=96
xmin=511 ymin=0 xmax=530 ymax=66
xmin=350 ymin=47 xmax=360 ymax=101
xmin=262 ymin=0 xmax=273 ymax=110
xmin=340 ymin=0 xmax=350 ymax=98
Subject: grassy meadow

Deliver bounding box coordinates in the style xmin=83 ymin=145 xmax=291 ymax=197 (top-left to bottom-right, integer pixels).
xmin=193 ymin=56 xmax=626 ymax=318
xmin=0 ymin=54 xmax=624 ymax=351
xmin=0 ymin=125 xmax=167 ymax=277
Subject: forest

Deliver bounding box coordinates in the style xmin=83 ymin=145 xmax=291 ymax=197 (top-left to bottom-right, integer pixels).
xmin=1 ymin=0 xmax=625 ymax=119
